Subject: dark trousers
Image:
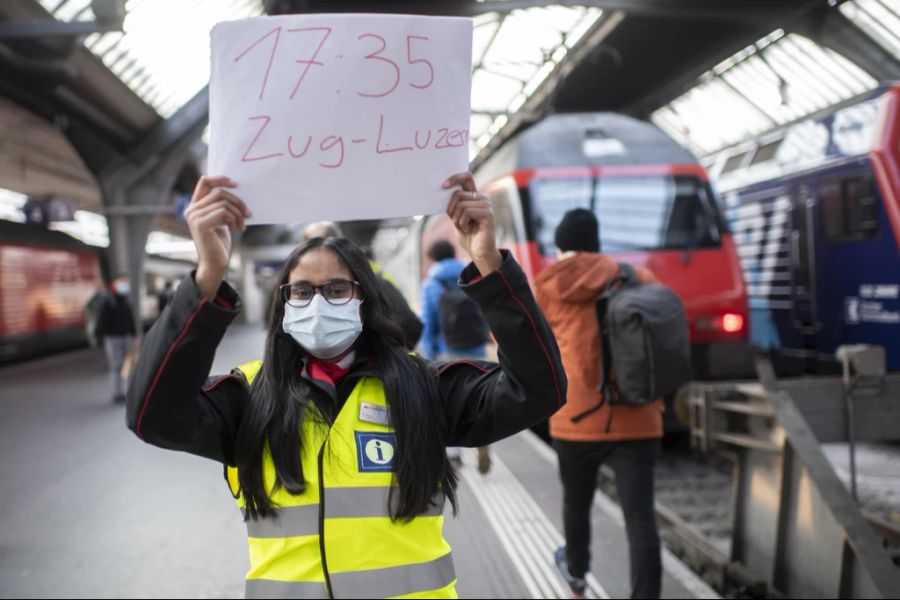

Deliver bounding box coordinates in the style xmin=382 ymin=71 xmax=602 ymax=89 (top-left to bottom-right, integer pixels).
xmin=554 ymin=438 xmax=662 ymax=599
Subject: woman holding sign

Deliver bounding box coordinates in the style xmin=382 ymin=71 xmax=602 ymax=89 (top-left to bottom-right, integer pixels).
xmin=125 ymin=172 xmax=565 ymax=599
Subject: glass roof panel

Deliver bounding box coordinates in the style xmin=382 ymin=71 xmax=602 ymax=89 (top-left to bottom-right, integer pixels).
xmin=652 ymin=27 xmax=878 ymax=157
xmin=564 ymin=8 xmax=603 ymax=47
xmin=840 ymin=0 xmax=900 ymax=60
xmin=52 ymin=0 xmax=91 ymax=22
xmin=658 ymin=78 xmax=775 ymax=155
xmin=37 ymin=0 xmax=265 ymax=118
xmin=471 ymin=69 xmax=524 ymax=112
xmin=469 ymin=5 xmax=603 ymax=157
xmin=533 ymin=5 xmax=587 ymax=31
xmin=472 ymin=14 xmax=502 ymax=66
xmin=489 ymin=12 xmax=566 ymax=67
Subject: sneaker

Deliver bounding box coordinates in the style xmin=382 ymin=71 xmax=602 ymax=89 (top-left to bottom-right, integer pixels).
xmin=554 ymin=547 xmax=587 ymax=598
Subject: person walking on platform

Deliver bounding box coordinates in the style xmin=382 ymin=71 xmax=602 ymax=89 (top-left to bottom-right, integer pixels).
xmin=94 ymin=274 xmax=137 ymax=404
xmin=420 ymin=239 xmax=492 ymax=473
xmin=536 ymin=209 xmax=662 ymax=599
xmin=125 ymin=172 xmax=565 ymax=599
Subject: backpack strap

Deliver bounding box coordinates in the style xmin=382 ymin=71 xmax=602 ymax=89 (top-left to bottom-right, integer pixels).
xmin=598 ymin=263 xmax=631 ymax=401
xmin=602 ymin=262 xmax=636 ymax=289
xmin=570 ymin=263 xmax=633 ymax=424
xmin=617 ymin=262 xmax=637 ymax=285
xmin=570 ymin=294 xmax=614 ymax=423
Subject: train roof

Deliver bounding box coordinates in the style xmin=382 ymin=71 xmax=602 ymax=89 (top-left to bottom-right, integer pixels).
xmin=0 ymin=219 xmax=99 ymax=252
xmin=477 ymin=112 xmax=699 ymax=184
xmin=704 ymin=83 xmax=898 ymax=193
xmin=0 ymin=219 xmax=197 ymax=266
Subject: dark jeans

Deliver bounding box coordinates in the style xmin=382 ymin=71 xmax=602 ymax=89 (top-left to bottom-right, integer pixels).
xmin=554 ymin=438 xmax=662 ymax=599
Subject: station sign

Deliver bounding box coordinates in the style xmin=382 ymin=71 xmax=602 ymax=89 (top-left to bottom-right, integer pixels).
xmin=209 ymin=14 xmax=473 ymax=224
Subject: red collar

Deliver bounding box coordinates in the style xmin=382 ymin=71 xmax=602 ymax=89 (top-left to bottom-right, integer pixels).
xmin=306 ymin=357 xmax=351 ymax=386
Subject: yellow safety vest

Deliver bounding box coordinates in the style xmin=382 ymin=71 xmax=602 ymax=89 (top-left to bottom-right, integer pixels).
xmin=227 ymin=360 xmax=456 ymax=599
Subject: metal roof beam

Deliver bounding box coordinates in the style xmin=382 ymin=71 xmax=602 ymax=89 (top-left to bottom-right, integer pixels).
xmin=0 ymin=18 xmax=122 ymax=40
xmin=623 ymin=27 xmax=785 ymax=120
xmin=125 ymin=86 xmax=208 ymax=177
xmin=268 ymin=0 xmax=473 ymax=16
xmin=790 ymin=6 xmax=900 ymax=81
xmin=99 ymin=85 xmax=207 ymax=215
xmin=468 ymin=0 xmax=813 ymax=22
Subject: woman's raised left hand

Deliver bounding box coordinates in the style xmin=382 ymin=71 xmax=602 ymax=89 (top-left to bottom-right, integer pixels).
xmin=443 ymin=172 xmax=502 ymax=275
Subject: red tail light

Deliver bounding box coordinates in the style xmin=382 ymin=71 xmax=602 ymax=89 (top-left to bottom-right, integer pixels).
xmin=721 ymin=313 xmax=744 ymax=333
xmin=695 ymin=313 xmax=745 ymax=334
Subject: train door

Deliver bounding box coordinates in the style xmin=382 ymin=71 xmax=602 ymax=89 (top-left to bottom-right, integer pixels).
xmin=810 ymin=162 xmax=898 ymax=370
xmin=788 ymin=183 xmax=819 ymax=366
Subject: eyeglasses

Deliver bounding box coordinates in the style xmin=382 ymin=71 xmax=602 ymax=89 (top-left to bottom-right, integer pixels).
xmin=280 ymin=279 xmax=360 ymax=307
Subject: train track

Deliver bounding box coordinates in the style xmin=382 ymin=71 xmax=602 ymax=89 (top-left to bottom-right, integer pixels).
xmin=596 ymin=445 xmax=900 ymax=598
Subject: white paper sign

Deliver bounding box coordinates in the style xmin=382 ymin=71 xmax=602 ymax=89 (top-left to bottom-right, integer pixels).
xmin=209 ymin=14 xmax=473 ymax=224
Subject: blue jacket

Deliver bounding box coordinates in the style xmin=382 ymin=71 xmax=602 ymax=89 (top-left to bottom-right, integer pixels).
xmin=420 ymin=258 xmax=486 ymax=360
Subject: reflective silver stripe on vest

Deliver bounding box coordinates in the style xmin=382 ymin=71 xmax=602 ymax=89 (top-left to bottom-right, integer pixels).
xmin=329 ymin=552 xmax=456 ymax=599
xmin=246 ymin=504 xmax=319 ymax=538
xmin=245 ymin=578 xmax=329 ymax=599
xmin=325 ymin=486 xmax=445 ymax=519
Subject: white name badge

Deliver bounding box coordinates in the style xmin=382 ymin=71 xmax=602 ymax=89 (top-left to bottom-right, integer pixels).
xmin=359 ymin=402 xmax=391 ymax=426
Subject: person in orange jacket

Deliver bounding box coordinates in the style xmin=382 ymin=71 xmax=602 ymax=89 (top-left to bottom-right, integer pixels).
xmin=535 ymin=208 xmax=662 ymax=599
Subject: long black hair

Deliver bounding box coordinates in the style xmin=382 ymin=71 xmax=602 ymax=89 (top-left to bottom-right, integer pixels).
xmin=234 ymin=237 xmax=458 ymax=521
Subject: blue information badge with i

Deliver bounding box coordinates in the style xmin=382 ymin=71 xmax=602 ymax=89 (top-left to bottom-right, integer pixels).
xmin=354 ymin=431 xmax=397 ymax=472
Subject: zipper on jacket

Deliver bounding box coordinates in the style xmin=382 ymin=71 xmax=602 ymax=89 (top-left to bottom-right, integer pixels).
xmin=317 ymin=442 xmax=334 ymax=599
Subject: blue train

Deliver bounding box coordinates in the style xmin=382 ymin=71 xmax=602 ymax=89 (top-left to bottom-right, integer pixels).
xmin=705 ymin=83 xmax=900 ymax=373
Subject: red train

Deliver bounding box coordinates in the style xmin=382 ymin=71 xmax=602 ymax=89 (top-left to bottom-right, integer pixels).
xmin=383 ymin=112 xmax=751 ymax=379
xmin=0 ymin=219 xmax=195 ymax=362
xmin=0 ymin=220 xmax=102 ymax=361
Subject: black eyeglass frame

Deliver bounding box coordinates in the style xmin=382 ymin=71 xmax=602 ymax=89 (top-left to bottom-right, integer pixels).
xmin=279 ymin=279 xmax=361 ymax=308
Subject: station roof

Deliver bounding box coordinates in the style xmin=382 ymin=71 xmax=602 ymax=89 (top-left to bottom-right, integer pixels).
xmin=25 ymin=0 xmax=604 ymax=166
xmin=2 ymin=0 xmax=900 ymax=247
xmin=36 ymin=0 xmax=265 ymax=120
xmin=10 ymin=1 xmax=898 ymax=174
xmin=651 ymin=0 xmax=900 ymax=156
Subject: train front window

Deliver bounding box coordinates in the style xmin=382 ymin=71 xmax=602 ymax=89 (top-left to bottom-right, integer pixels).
xmin=528 ymin=177 xmax=592 ymax=256
xmin=594 ymin=175 xmax=722 ymax=251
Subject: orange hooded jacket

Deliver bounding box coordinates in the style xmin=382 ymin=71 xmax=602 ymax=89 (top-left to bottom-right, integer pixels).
xmin=535 ymin=252 xmax=663 ymax=441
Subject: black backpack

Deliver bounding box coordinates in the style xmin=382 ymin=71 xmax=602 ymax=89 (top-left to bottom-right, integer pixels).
xmin=572 ymin=263 xmax=691 ymax=422
xmin=437 ymin=278 xmax=489 ymax=350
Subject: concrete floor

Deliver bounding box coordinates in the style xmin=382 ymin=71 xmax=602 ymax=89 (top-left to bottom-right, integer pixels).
xmin=0 ymin=323 xmax=711 ymax=599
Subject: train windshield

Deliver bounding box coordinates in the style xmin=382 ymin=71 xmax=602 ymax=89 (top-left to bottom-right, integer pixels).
xmin=529 ymin=174 xmax=724 ymax=254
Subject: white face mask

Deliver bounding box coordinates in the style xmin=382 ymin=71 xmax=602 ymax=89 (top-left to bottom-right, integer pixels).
xmin=282 ymin=295 xmax=363 ymax=360
xmin=115 ymin=281 xmax=130 ymax=295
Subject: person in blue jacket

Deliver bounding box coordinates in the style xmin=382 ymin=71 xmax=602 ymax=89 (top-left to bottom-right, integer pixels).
xmin=420 ymin=239 xmax=492 ymax=472
xmin=420 ymin=239 xmax=487 ymax=361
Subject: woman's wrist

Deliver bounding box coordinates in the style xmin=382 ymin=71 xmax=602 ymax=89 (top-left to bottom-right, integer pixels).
xmin=472 ymin=250 xmax=503 ymax=276
xmin=195 ymin=264 xmax=225 ymax=300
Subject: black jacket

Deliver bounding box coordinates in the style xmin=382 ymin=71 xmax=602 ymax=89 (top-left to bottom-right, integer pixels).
xmin=96 ymin=292 xmax=136 ymax=337
xmin=125 ymin=251 xmax=566 ymax=465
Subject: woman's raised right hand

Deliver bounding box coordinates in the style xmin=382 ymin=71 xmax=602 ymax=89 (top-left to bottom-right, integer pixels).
xmin=184 ymin=176 xmax=252 ymax=300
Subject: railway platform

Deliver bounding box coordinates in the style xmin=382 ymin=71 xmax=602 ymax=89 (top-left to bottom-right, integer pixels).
xmin=0 ymin=324 xmax=718 ymax=599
